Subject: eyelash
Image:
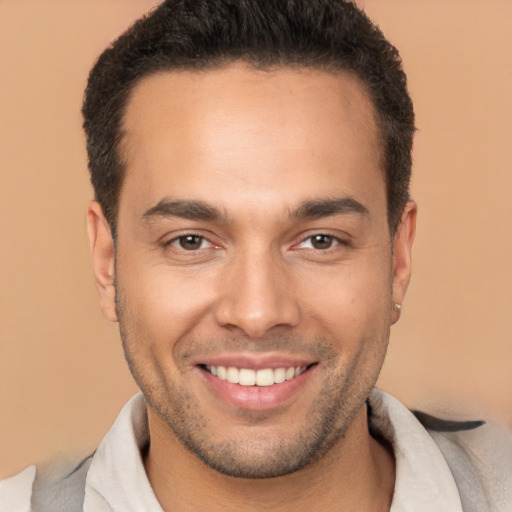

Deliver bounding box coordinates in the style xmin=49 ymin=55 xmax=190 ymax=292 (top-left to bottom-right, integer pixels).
xmin=294 ymin=233 xmax=348 ymax=251
xmin=164 ymin=232 xmax=349 ymax=253
xmin=165 ymin=234 xmax=214 ymax=251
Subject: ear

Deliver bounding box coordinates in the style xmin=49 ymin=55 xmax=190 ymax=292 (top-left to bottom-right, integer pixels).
xmin=391 ymin=200 xmax=417 ymax=324
xmin=87 ymin=201 xmax=118 ymax=322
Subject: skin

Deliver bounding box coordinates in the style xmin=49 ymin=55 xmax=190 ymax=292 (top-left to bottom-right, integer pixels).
xmin=87 ymin=63 xmax=416 ymax=511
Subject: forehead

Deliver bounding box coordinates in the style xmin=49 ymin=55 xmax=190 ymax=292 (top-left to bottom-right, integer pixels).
xmin=119 ymin=64 xmax=384 ymax=217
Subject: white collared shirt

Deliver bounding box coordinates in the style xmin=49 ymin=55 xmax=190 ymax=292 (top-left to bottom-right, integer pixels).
xmin=3 ymin=389 xmax=506 ymax=511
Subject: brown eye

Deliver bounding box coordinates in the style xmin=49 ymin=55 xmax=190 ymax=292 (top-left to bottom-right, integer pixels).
xmin=178 ymin=235 xmax=204 ymax=250
xmin=310 ymin=234 xmax=334 ymax=250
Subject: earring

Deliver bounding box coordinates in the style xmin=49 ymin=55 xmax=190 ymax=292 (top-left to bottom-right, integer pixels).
xmin=394 ymin=303 xmax=402 ymax=311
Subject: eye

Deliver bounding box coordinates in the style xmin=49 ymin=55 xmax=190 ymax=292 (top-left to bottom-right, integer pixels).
xmin=299 ymin=234 xmax=339 ymax=250
xmin=169 ymin=234 xmax=210 ymax=251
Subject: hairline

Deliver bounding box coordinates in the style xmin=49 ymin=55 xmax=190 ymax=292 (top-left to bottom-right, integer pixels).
xmin=111 ymin=60 xmax=397 ymax=240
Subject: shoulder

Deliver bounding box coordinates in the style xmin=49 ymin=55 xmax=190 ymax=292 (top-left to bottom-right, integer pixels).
xmin=414 ymin=410 xmax=512 ymax=512
xmin=368 ymin=389 xmax=512 ymax=511
xmin=0 ymin=465 xmax=36 ymax=512
xmin=0 ymin=454 xmax=93 ymax=512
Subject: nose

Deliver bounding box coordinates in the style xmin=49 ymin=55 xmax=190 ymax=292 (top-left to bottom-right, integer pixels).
xmin=214 ymin=249 xmax=302 ymax=338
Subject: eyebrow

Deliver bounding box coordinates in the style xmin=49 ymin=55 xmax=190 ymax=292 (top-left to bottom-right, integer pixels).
xmin=294 ymin=197 xmax=369 ymax=219
xmin=141 ymin=196 xmax=368 ymax=223
xmin=142 ymin=199 xmax=220 ymax=222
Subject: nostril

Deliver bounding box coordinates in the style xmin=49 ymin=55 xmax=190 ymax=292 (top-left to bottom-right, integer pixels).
xmin=214 ymin=299 xmax=302 ymax=338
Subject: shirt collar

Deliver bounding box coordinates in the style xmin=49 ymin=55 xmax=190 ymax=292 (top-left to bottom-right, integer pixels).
xmin=368 ymin=388 xmax=463 ymax=511
xmin=84 ymin=390 xmax=463 ymax=511
xmin=84 ymin=393 xmax=163 ymax=512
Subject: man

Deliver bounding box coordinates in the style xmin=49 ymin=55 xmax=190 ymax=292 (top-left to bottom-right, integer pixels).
xmin=0 ymin=0 xmax=510 ymax=510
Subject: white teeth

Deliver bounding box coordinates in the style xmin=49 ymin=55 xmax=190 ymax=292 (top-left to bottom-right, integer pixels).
xmin=274 ymin=367 xmax=286 ymax=384
xmin=226 ymin=367 xmax=239 ymax=384
xmin=256 ymin=368 xmax=274 ymax=386
xmin=207 ymin=365 xmax=306 ymax=386
xmin=239 ymin=368 xmax=256 ymax=386
xmin=217 ymin=366 xmax=227 ymax=380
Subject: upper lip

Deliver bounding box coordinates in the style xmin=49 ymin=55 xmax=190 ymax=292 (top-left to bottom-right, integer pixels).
xmin=191 ymin=352 xmax=317 ymax=371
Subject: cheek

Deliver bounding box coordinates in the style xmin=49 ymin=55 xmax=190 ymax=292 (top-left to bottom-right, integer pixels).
xmin=297 ymin=256 xmax=392 ymax=326
xmin=116 ymin=258 xmax=219 ymax=347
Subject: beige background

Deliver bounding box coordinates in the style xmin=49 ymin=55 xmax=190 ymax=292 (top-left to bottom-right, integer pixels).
xmin=1 ymin=0 xmax=511 ymax=479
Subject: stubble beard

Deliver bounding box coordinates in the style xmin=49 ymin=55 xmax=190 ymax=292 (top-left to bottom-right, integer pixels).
xmin=116 ymin=293 xmax=388 ymax=479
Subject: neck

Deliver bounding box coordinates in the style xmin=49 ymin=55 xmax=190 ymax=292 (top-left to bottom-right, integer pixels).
xmin=144 ymin=405 xmax=395 ymax=512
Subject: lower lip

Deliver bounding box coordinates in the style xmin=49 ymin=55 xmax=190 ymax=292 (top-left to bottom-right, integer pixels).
xmin=198 ymin=366 xmax=315 ymax=411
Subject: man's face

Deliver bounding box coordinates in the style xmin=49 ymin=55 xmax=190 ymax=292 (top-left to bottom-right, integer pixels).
xmin=89 ymin=64 xmax=414 ymax=478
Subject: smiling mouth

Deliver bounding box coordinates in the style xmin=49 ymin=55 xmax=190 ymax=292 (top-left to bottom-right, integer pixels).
xmin=201 ymin=364 xmax=316 ymax=387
